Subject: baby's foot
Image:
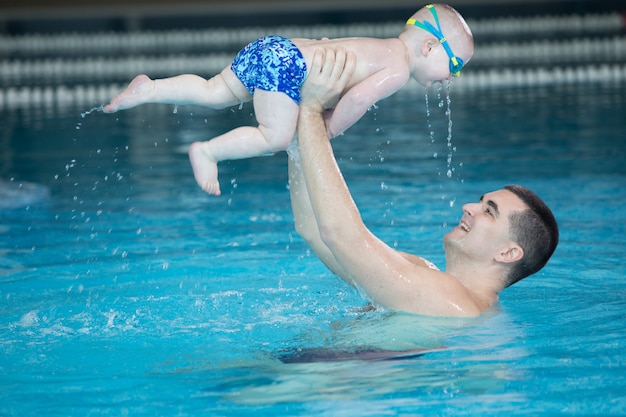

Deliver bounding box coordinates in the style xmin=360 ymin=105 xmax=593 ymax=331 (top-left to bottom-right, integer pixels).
xmin=103 ymin=74 xmax=154 ymax=113
xmin=188 ymin=142 xmax=221 ymax=196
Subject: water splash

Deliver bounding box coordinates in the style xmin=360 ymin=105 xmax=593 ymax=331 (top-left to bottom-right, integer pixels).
xmin=424 ymin=90 xmax=436 ymax=146
xmin=444 ymin=80 xmax=454 ymax=180
xmin=77 ymin=106 xmax=104 ymax=129
xmin=425 ymin=81 xmax=459 ymax=211
xmin=80 ymin=105 xmax=104 ymax=119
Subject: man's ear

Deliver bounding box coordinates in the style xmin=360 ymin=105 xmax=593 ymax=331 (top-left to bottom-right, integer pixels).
xmin=421 ymin=37 xmax=440 ymax=56
xmin=496 ymin=243 xmax=524 ymax=264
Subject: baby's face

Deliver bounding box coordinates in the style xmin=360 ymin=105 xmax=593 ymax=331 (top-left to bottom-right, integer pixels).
xmin=415 ymin=41 xmax=472 ymax=88
xmin=415 ymin=46 xmax=455 ymax=87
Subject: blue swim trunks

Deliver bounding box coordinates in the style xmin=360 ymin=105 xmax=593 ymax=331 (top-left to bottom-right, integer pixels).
xmin=231 ymin=35 xmax=307 ymax=105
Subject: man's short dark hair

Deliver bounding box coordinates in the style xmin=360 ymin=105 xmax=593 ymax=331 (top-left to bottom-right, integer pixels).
xmin=504 ymin=184 xmax=559 ymax=287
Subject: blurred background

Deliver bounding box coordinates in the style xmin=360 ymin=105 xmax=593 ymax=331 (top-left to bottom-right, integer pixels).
xmin=1 ymin=0 xmax=624 ymax=33
xmin=0 ymin=0 xmax=624 ymax=109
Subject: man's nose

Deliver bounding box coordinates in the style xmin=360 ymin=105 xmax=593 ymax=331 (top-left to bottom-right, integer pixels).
xmin=462 ymin=202 xmax=477 ymax=215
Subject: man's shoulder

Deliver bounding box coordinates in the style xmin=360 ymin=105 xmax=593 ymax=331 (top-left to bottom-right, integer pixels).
xmin=400 ymin=252 xmax=440 ymax=271
xmin=398 ymin=251 xmax=486 ymax=316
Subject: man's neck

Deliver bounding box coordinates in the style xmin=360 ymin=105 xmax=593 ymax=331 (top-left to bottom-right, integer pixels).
xmin=445 ymin=254 xmax=502 ymax=309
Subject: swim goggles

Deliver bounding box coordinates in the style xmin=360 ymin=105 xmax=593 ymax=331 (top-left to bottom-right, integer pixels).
xmin=406 ymin=4 xmax=464 ymax=76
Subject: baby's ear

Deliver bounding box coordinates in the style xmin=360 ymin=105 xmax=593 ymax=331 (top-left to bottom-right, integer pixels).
xmin=420 ymin=37 xmax=440 ymax=56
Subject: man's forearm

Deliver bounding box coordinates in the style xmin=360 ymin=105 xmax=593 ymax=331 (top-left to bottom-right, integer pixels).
xmin=288 ymin=150 xmax=351 ymax=279
xmin=296 ymin=106 xmax=364 ymax=255
xmin=294 ymin=46 xmax=368 ymax=284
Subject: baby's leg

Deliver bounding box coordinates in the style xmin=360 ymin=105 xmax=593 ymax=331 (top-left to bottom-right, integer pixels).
xmin=188 ymin=90 xmax=299 ymax=195
xmin=103 ymin=74 xmax=155 ymax=113
xmin=104 ymin=69 xmax=250 ymax=113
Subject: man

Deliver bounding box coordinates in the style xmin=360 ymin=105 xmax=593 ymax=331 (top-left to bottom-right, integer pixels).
xmin=288 ymin=47 xmax=559 ymax=317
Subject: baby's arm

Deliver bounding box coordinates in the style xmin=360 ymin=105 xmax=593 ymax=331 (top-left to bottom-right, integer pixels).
xmin=325 ymin=69 xmax=408 ymax=138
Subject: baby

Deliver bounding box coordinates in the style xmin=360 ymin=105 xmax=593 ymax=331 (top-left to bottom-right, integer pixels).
xmin=104 ymin=4 xmax=473 ymax=195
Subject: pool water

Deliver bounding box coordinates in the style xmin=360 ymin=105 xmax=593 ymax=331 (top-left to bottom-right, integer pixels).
xmin=1 ymin=82 xmax=625 ymax=415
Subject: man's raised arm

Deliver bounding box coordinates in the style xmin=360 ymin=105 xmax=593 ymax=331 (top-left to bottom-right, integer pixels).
xmin=293 ymin=47 xmax=481 ymax=316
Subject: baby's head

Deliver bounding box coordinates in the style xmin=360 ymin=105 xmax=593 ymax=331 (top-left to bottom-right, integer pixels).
xmin=400 ymin=4 xmax=474 ymax=86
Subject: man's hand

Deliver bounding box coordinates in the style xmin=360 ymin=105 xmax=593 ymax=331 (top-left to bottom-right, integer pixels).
xmin=300 ymin=46 xmax=356 ymax=113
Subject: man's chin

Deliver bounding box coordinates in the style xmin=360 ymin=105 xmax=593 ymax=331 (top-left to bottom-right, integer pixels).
xmin=444 ymin=228 xmax=463 ymax=242
xmin=443 ymin=229 xmax=467 ymax=251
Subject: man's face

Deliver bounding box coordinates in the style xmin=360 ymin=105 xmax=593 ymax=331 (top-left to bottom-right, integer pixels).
xmin=444 ymin=189 xmax=527 ymax=261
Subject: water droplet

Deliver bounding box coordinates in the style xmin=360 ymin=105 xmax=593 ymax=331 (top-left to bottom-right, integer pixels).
xmin=80 ymin=105 xmax=103 ymax=118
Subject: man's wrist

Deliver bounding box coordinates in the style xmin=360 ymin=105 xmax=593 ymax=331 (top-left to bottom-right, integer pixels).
xmin=299 ymin=103 xmax=325 ymax=117
xmin=297 ymin=103 xmax=326 ymax=143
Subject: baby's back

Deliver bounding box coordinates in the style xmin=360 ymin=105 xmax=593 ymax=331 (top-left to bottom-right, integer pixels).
xmin=293 ymin=37 xmax=408 ymax=89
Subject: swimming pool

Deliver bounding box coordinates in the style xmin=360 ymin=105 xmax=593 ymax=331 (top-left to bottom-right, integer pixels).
xmin=2 ymin=78 xmax=625 ymax=415
xmin=2 ymin=11 xmax=626 ymax=415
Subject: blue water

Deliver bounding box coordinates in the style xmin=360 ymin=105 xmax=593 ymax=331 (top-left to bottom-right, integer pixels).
xmin=1 ymin=83 xmax=625 ymax=416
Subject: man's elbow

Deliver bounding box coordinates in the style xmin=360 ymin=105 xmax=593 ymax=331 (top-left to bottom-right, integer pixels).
xmin=318 ymin=224 xmax=344 ymax=251
xmin=294 ymin=219 xmax=321 ymax=248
